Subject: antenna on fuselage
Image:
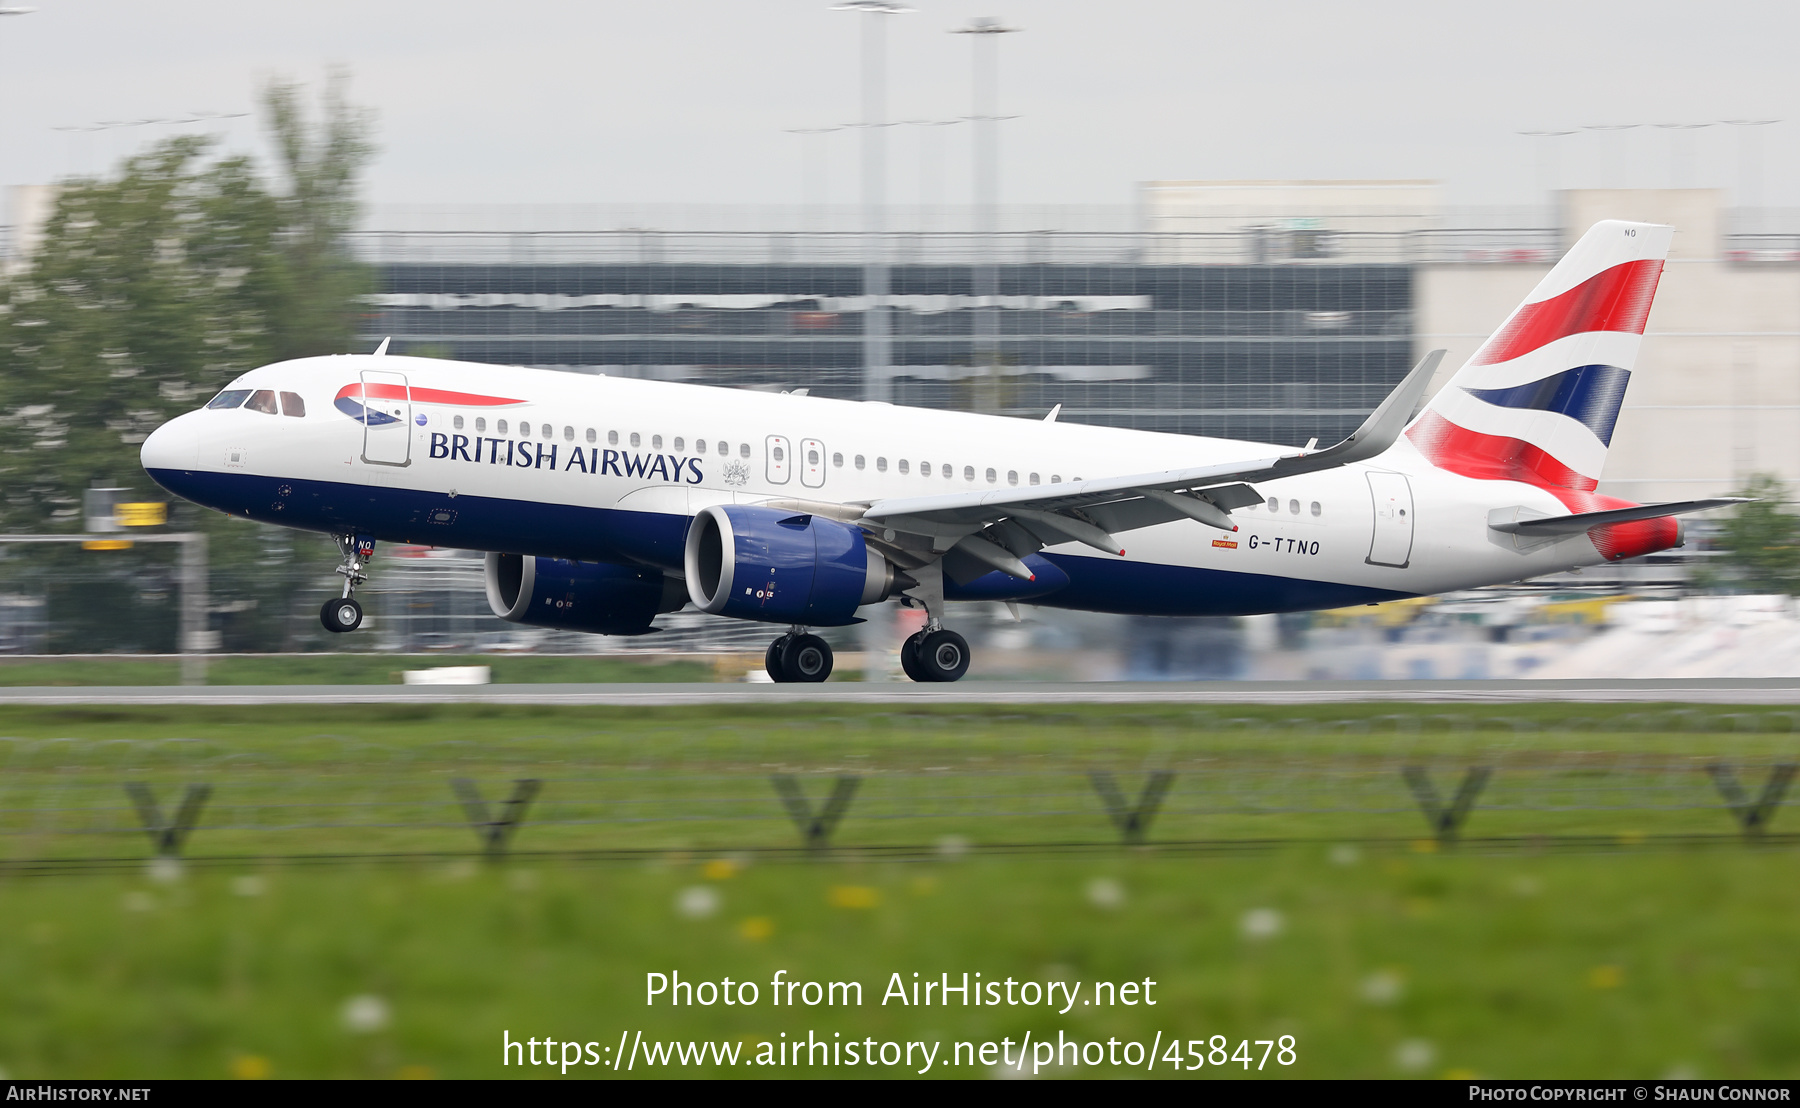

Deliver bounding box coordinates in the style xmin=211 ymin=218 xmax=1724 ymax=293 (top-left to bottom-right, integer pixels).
xmin=372 ymin=337 xmax=390 ymax=356
xmin=1043 ymin=404 xmax=1061 ymax=423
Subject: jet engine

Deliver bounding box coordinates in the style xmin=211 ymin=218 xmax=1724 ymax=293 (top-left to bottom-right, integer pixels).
xmin=683 ymin=504 xmax=909 ymax=626
xmin=485 ymin=553 xmax=687 ymax=635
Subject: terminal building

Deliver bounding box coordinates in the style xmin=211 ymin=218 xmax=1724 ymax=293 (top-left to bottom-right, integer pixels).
xmin=352 ymin=184 xmax=1800 ymax=508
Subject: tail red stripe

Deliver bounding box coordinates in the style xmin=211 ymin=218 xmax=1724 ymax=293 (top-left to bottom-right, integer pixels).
xmin=1406 ymin=410 xmax=1598 ymax=492
xmin=1472 ymin=258 xmax=1663 ymax=366
xmin=1407 ymin=411 xmax=1678 ymax=560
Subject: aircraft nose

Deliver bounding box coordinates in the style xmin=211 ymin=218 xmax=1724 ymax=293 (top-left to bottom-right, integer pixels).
xmin=140 ymin=413 xmax=199 ymax=474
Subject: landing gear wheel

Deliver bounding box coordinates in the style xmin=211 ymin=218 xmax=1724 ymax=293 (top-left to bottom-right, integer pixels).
xmin=320 ymin=596 xmax=363 ymax=634
xmin=780 ymin=633 xmax=834 ymax=683
xmin=916 ymin=629 xmax=970 ymax=683
xmin=899 ymin=630 xmax=929 ymax=683
xmin=764 ymin=634 xmax=793 ymax=681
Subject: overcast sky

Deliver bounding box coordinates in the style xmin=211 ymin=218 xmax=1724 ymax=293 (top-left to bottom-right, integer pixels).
xmin=2 ymin=0 xmax=1798 ymax=217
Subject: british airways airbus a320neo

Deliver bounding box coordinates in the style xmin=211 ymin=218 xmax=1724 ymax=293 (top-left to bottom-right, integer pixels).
xmin=139 ymin=221 xmax=1740 ymax=682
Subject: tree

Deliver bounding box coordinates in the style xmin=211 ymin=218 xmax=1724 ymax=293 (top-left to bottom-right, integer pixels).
xmin=0 ymin=77 xmax=376 ymax=650
xmin=1714 ymin=474 xmax=1800 ymax=595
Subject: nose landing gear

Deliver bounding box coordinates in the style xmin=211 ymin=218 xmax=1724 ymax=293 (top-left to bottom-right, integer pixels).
xmin=765 ymin=629 xmax=834 ymax=683
xmin=320 ymin=534 xmax=375 ymax=634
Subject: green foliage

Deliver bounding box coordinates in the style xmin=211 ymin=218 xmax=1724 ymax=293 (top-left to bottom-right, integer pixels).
xmin=0 ymin=77 xmax=376 ymax=650
xmin=1715 ymin=474 xmax=1800 ymax=595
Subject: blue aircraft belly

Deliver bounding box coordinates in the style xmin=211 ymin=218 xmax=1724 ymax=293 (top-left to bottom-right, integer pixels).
xmin=144 ymin=468 xmax=688 ymax=569
xmin=146 ymin=468 xmax=1410 ymax=617
xmin=1035 ymin=552 xmax=1411 ymax=616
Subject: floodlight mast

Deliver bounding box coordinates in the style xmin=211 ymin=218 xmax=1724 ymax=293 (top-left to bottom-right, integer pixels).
xmin=832 ymin=1 xmax=913 ymax=404
xmin=954 ymin=16 xmax=1020 ymax=409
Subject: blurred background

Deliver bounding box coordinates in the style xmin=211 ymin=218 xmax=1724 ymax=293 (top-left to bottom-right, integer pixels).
xmin=3 ymin=1 xmax=1800 ymax=682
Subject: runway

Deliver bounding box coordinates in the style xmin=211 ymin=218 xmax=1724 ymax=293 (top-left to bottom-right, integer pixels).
xmin=3 ymin=678 xmax=1800 ymax=706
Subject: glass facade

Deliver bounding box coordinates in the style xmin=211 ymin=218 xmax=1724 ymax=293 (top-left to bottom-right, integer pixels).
xmin=366 ymin=255 xmax=1412 ymax=448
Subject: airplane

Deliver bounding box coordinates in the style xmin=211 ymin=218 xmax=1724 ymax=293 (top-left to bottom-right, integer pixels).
xmin=140 ymin=220 xmax=1744 ymax=682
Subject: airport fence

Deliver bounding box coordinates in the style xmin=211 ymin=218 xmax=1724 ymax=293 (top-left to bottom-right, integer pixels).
xmin=0 ymin=708 xmax=1797 ymax=873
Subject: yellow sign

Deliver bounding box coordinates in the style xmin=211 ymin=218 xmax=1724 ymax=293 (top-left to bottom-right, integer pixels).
xmin=114 ymin=502 xmax=167 ymax=527
xmin=82 ymin=539 xmax=134 ymax=551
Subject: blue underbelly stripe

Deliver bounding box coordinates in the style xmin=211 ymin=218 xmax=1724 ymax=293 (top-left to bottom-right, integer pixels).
xmin=145 ymin=468 xmax=1412 ymax=618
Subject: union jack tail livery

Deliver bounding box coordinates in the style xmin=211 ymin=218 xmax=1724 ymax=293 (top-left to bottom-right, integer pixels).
xmin=1407 ymin=220 xmax=1676 ymax=559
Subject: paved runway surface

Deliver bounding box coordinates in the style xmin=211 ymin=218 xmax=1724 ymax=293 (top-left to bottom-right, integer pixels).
xmin=3 ymin=678 xmax=1800 ymax=705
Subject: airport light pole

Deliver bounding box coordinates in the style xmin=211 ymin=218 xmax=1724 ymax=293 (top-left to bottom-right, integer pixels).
xmin=1722 ymin=119 xmax=1781 ymax=229
xmin=1582 ymin=123 xmax=1641 ymax=190
xmin=832 ymin=1 xmax=912 ymax=405
xmin=955 ymin=16 xmax=1020 ymax=412
xmin=1517 ymin=130 xmax=1576 ymax=216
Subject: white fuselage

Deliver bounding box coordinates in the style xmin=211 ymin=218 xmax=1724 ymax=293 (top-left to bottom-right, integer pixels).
xmin=141 ymin=354 xmax=1614 ymax=618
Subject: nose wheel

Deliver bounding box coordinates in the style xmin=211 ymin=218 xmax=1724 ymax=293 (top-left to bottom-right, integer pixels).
xmin=764 ymin=631 xmax=834 ymax=683
xmin=321 ymin=533 xmax=376 ymax=634
xmin=901 ymin=627 xmax=970 ymax=683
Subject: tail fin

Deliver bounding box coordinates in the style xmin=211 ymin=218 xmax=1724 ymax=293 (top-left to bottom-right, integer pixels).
xmin=1407 ymin=220 xmax=1671 ymax=493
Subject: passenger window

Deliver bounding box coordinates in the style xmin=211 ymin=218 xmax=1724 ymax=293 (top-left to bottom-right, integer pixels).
xmin=206 ymin=389 xmax=251 ymax=410
xmin=280 ymin=392 xmax=305 ymax=417
xmin=454 ymin=415 xmax=465 ymax=431
xmin=586 ymin=428 xmax=596 ymax=444
xmin=245 ymin=390 xmax=279 ymax=415
xmin=898 ymin=459 xmax=910 ymax=475
xmin=920 ymin=461 xmax=931 ymax=477
xmin=854 ymin=455 xmax=865 ymax=470
xmin=969 ymin=466 xmax=980 ymax=482
xmin=630 ymin=433 xmax=640 ymax=448
xmin=673 ymin=437 xmax=684 ymax=452
xmin=1311 ymin=501 xmax=1322 ymax=517
xmin=565 ymin=426 xmax=574 ymax=442
xmin=876 ymin=457 xmax=887 ymax=472
xmin=739 ymin=443 xmax=750 ymax=458
xmin=1267 ymin=497 xmax=1279 ymax=511
xmin=696 ymin=439 xmax=707 ymax=454
xmin=1007 ymin=470 xmax=1017 ymax=486
xmin=1029 ymin=473 xmax=1039 ymax=485
xmin=608 ymin=430 xmax=619 ymax=445
xmin=520 ymin=423 xmax=532 ymax=437
xmin=1289 ymin=499 xmax=1300 ymax=514
xmin=806 ymin=448 xmax=818 ymax=466
xmin=832 ymin=452 xmax=843 ymax=468
xmin=652 ymin=435 xmax=663 ymax=450
xmin=476 ymin=418 xmax=487 ymax=433
xmin=1051 ymin=474 xmax=1062 ymax=484
xmin=497 ymin=420 xmax=509 ymax=435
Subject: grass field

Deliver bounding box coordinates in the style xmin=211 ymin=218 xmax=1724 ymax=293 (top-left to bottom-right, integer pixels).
xmin=0 ymin=703 xmax=1796 ymax=1080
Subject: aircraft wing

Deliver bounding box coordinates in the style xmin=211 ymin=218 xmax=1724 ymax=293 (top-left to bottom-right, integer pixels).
xmin=857 ymin=350 xmax=1444 ymax=581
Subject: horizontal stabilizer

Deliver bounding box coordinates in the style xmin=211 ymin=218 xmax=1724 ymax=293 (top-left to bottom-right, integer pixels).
xmin=1488 ymin=497 xmax=1753 ymax=536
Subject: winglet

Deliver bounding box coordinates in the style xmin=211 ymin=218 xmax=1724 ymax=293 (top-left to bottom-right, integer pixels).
xmin=1300 ymin=349 xmax=1443 ymax=467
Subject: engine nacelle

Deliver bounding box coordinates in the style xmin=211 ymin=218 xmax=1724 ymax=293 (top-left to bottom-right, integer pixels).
xmin=485 ymin=553 xmax=686 ymax=635
xmin=684 ymin=504 xmax=903 ymax=626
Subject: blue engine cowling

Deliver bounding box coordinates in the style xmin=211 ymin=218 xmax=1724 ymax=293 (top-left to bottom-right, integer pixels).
xmin=683 ymin=504 xmax=903 ymax=626
xmin=485 ymin=553 xmax=687 ymax=635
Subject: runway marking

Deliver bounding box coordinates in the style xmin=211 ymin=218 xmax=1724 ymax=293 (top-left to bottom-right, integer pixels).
xmin=1 ymin=680 xmax=1799 ymax=706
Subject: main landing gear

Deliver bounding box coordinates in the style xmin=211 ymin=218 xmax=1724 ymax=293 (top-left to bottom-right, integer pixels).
xmin=765 ymin=629 xmax=834 ymax=683
xmin=320 ymin=534 xmax=375 ymax=634
xmin=900 ymin=626 xmax=970 ymax=683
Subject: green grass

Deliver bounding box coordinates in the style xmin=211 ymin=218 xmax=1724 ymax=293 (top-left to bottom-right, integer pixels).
xmin=0 ymin=654 xmax=714 ymax=686
xmin=0 ymin=703 xmax=1795 ymax=1079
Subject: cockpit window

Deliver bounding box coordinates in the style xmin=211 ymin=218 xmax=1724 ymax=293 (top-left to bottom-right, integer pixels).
xmin=207 ymin=389 xmax=252 ymax=410
xmin=245 ymin=390 xmax=279 ymax=415
xmin=280 ymin=391 xmax=306 ymax=418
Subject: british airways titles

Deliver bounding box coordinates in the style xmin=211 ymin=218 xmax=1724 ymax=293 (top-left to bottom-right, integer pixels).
xmin=428 ymin=433 xmax=704 ymax=484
